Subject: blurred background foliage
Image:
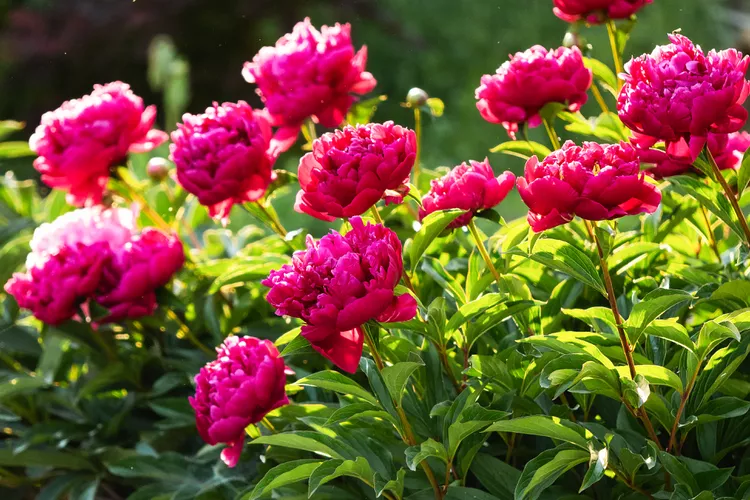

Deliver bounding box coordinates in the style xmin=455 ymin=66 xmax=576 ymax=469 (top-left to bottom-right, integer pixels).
xmin=0 ymin=0 xmax=746 ymax=229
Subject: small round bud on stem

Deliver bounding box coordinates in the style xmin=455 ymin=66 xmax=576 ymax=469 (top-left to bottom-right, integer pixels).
xmin=147 ymin=157 xmax=171 ymax=182
xmin=406 ymin=87 xmax=429 ymax=108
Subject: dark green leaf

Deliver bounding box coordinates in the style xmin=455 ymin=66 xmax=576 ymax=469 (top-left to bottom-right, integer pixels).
xmin=410 ymin=209 xmax=464 ymax=272
xmin=515 ymin=446 xmax=589 ymax=500
xmin=246 ymin=459 xmax=323 ymax=500
xmin=485 ymin=416 xmax=591 ymax=449
xmin=294 ymin=371 xmax=379 ymax=405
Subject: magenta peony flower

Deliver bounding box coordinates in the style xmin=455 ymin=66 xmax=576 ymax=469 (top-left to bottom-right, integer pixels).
xmin=476 ymin=46 xmax=592 ymax=139
xmin=29 ymin=82 xmax=168 ymax=207
xmin=640 ymin=131 xmax=750 ymax=178
xmin=553 ymin=0 xmax=652 ymax=23
xmin=262 ymin=217 xmax=417 ymax=373
xmin=189 ymin=336 xmax=289 ymax=467
xmin=170 ymin=102 xmax=291 ymax=222
xmin=242 ymin=18 xmax=376 ymax=137
xmin=4 ymin=207 xmax=184 ymax=324
xmin=618 ymin=34 xmax=750 ymax=164
xmin=295 ymin=121 xmax=416 ymax=221
xmin=517 ymin=141 xmax=661 ymax=232
xmin=419 ymin=159 xmax=515 ymax=228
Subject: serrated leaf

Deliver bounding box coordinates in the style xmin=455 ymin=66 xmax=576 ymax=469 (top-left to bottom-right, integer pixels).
xmin=410 ymin=209 xmax=464 ymax=272
xmin=294 ymin=371 xmax=378 ymax=405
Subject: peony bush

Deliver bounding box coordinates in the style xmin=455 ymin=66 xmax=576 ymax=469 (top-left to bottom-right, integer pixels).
xmin=2 ymin=4 xmax=750 ymax=500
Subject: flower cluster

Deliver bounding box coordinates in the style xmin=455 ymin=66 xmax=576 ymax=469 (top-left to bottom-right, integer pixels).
xmin=517 ymin=141 xmax=661 ymax=232
xmin=419 ymin=159 xmax=515 ymax=228
xmin=189 ymin=336 xmax=289 ymax=468
xmin=263 ymin=217 xmax=417 ymax=373
xmin=476 ymin=45 xmax=592 ymax=138
xmin=618 ymin=34 xmax=750 ymax=163
xmin=170 ymin=102 xmax=289 ymax=221
xmin=29 ymin=82 xmax=167 ymax=207
xmin=242 ymin=18 xmax=376 ymax=135
xmin=296 ymin=121 xmax=416 ymax=221
xmin=4 ymin=207 xmax=184 ymax=324
xmin=552 ymin=0 xmax=652 ymax=24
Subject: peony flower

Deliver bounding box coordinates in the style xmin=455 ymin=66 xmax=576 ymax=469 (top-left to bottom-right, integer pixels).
xmin=476 ymin=46 xmax=592 ymax=138
xmin=242 ymin=18 xmax=376 ymax=137
xmin=295 ymin=121 xmax=416 ymax=221
xmin=171 ymin=102 xmax=288 ymax=222
xmin=262 ymin=217 xmax=417 ymax=373
xmin=4 ymin=207 xmax=184 ymax=324
xmin=189 ymin=336 xmax=289 ymax=467
xmin=517 ymin=141 xmax=661 ymax=232
xmin=29 ymin=82 xmax=168 ymax=207
xmin=419 ymin=159 xmax=515 ymax=228
xmin=640 ymin=131 xmax=750 ymax=178
xmin=553 ymin=0 xmax=652 ymax=24
xmin=618 ymin=34 xmax=750 ymax=164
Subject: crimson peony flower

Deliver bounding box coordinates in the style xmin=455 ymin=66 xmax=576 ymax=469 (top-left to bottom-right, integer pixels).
xmin=262 ymin=217 xmax=417 ymax=373
xmin=242 ymin=18 xmax=376 ymax=139
xmin=640 ymin=131 xmax=750 ymax=178
xmin=419 ymin=159 xmax=515 ymax=228
xmin=29 ymin=82 xmax=168 ymax=207
xmin=171 ymin=102 xmax=290 ymax=222
xmin=618 ymin=34 xmax=750 ymax=164
xmin=295 ymin=121 xmax=416 ymax=221
xmin=476 ymin=46 xmax=592 ymax=139
xmin=553 ymin=0 xmax=652 ymax=23
xmin=4 ymin=207 xmax=184 ymax=324
xmin=517 ymin=141 xmax=661 ymax=232
xmin=189 ymin=336 xmax=289 ymax=468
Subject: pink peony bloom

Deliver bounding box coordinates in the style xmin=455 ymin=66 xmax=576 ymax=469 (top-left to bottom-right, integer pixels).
xmin=295 ymin=121 xmax=416 ymax=221
xmin=419 ymin=159 xmax=515 ymax=228
xmin=29 ymin=82 xmax=168 ymax=207
xmin=4 ymin=207 xmax=184 ymax=324
xmin=517 ymin=141 xmax=661 ymax=232
xmin=262 ymin=217 xmax=417 ymax=373
xmin=242 ymin=18 xmax=376 ymax=138
xmin=553 ymin=0 xmax=652 ymax=23
xmin=189 ymin=336 xmax=289 ymax=468
xmin=476 ymin=46 xmax=592 ymax=139
xmin=640 ymin=131 xmax=750 ymax=178
xmin=618 ymin=34 xmax=750 ymax=164
xmin=171 ymin=102 xmax=294 ymax=222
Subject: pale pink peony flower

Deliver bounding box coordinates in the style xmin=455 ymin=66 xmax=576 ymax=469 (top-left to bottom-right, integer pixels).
xmin=30 ymin=82 xmax=168 ymax=206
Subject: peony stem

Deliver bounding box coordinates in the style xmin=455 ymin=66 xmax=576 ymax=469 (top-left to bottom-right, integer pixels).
xmin=413 ymin=108 xmax=422 ymax=187
xmin=370 ymin=205 xmax=385 ymax=225
xmin=467 ymin=219 xmax=502 ymax=284
xmin=704 ymin=147 xmax=750 ymax=246
xmin=699 ymin=206 xmax=721 ymax=261
xmin=590 ymin=84 xmax=610 ymax=114
xmin=256 ymin=201 xmax=288 ymax=237
xmin=118 ymin=174 xmax=172 ymax=233
xmin=363 ymin=327 xmax=443 ymax=499
xmin=587 ymin=220 xmax=663 ymax=448
xmin=166 ymin=308 xmax=214 ymax=356
xmin=667 ymin=360 xmax=702 ymax=454
xmin=261 ymin=416 xmax=277 ymax=434
xmin=606 ymin=19 xmax=625 ymax=88
xmin=542 ymin=118 xmax=561 ymax=151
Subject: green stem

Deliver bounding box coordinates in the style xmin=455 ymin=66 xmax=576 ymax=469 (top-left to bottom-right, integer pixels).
xmin=166 ymin=309 xmax=213 ymax=356
xmin=699 ymin=206 xmax=721 ymax=262
xmin=370 ymin=205 xmax=384 ymax=225
xmin=590 ymin=84 xmax=610 ymax=114
xmin=256 ymin=201 xmax=288 ymax=237
xmin=542 ymin=118 xmax=561 ymax=151
xmin=118 ymin=175 xmax=172 ymax=233
xmin=414 ymin=108 xmax=422 ymax=187
xmin=606 ymin=19 xmax=625 ymax=88
xmin=467 ymin=219 xmax=502 ymax=285
xmin=667 ymin=360 xmax=702 ymax=454
xmin=704 ymin=147 xmax=750 ymax=246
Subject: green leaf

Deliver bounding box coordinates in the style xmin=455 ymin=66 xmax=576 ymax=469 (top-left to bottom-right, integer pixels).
xmin=251 ymin=432 xmax=343 ymax=459
xmin=695 ymin=320 xmax=740 ymax=360
xmin=325 ymin=403 xmax=398 ymax=427
xmin=614 ymin=365 xmax=683 ymax=394
xmin=584 ymin=57 xmax=618 ymax=95
xmin=694 ymin=396 xmax=750 ymax=424
xmin=308 ymin=458 xmax=374 ymax=497
xmin=670 ymin=175 xmax=745 ymax=240
xmin=737 ymin=148 xmax=750 ymax=198
xmin=374 ymin=468 xmax=406 ymax=499
xmin=0 ymin=120 xmax=25 ymax=140
xmin=446 ymin=293 xmax=506 ymax=333
xmin=381 ymin=361 xmax=423 ymax=406
xmin=515 ymin=446 xmax=589 ymax=500
xmin=580 ymin=447 xmax=608 ymax=492
xmin=643 ymin=320 xmax=695 ymax=353
xmin=0 ymin=374 xmax=46 ymax=400
xmin=0 ymin=446 xmax=93 ymax=471
xmin=410 ymin=209 xmax=464 ymax=272
xmin=562 ymin=307 xmax=616 ymax=334
xmin=447 ymin=405 xmax=508 ymax=459
xmin=485 ymin=416 xmax=591 ymax=449
xmin=422 ymin=257 xmax=467 ymax=305
xmin=526 ymin=239 xmax=605 ymax=295
xmin=625 ymin=289 xmax=692 ymax=344
xmin=658 ymin=452 xmax=699 ymax=495
xmin=293 ymin=371 xmax=379 ymax=406
xmin=346 ymin=95 xmax=387 ymax=125
xmin=471 ymin=453 xmax=520 ymax=500
xmin=266 ymin=169 xmax=299 ymax=200
xmin=405 ymin=438 xmax=448 ymax=471
xmin=280 ymin=334 xmax=316 ymax=357
xmin=490 ymin=140 xmax=551 ymax=160
xmin=0 ymin=141 xmax=34 ymax=158
xmin=425 ymin=97 xmax=445 ymax=117
xmin=246 ymin=459 xmax=323 ymax=500
xmin=466 ymin=300 xmax=536 ymax=348
xmin=208 ymin=256 xmax=289 ymax=294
